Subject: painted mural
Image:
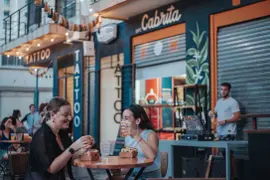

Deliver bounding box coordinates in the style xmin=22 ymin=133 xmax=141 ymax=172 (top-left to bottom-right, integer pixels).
xmin=186 ymin=22 xmax=210 ymax=109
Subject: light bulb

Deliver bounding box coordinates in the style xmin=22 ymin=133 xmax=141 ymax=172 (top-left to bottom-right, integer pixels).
xmin=89 ymin=8 xmax=93 ymax=12
xmin=7 ymin=55 xmax=10 ymax=58
xmin=51 ymin=38 xmax=54 ymax=42
xmin=37 ymin=43 xmax=40 ymax=47
xmin=65 ymin=32 xmax=68 ymax=36
xmin=26 ymin=48 xmax=29 ymax=51
xmin=19 ymin=56 xmax=22 ymax=59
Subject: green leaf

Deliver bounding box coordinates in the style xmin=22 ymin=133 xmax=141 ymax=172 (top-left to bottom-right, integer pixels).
xmin=187 ymin=59 xmax=198 ymax=68
xmin=199 ymin=38 xmax=209 ymax=65
xmin=190 ymin=30 xmax=197 ymax=40
xmin=201 ymin=63 xmax=209 ymax=73
xmin=186 ymin=94 xmax=195 ymax=106
xmin=186 ymin=64 xmax=195 ymax=84
xmin=187 ymin=48 xmax=197 ymax=56
xmin=202 ymin=72 xmax=209 ymax=86
xmin=196 ymin=22 xmax=200 ymax=48
xmin=190 ymin=30 xmax=199 ymax=48
xmin=198 ymin=31 xmax=206 ymax=46
xmin=200 ymin=96 xmax=206 ymax=107
xmin=196 ymin=22 xmax=200 ymax=40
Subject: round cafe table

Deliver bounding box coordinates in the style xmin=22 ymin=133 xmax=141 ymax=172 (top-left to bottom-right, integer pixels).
xmin=73 ymin=156 xmax=154 ymax=180
xmin=0 ymin=140 xmax=31 ymax=144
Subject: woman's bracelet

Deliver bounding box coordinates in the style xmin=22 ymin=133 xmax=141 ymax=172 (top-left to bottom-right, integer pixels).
xmin=137 ymin=137 xmax=143 ymax=143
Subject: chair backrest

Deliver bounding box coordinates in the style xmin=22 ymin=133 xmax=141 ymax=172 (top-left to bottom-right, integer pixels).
xmin=248 ymin=132 xmax=270 ymax=180
xmin=160 ymin=151 xmax=168 ymax=177
xmin=8 ymin=152 xmax=29 ymax=175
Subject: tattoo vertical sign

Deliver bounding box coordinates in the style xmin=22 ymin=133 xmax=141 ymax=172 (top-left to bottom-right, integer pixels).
xmin=73 ymin=50 xmax=83 ymax=140
xmin=114 ymin=63 xmax=122 ymax=123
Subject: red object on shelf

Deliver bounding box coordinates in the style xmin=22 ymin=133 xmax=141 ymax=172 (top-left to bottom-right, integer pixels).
xmin=159 ymin=133 xmax=174 ymax=140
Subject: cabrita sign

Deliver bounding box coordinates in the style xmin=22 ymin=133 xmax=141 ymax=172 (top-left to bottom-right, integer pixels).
xmin=136 ymin=5 xmax=182 ymax=33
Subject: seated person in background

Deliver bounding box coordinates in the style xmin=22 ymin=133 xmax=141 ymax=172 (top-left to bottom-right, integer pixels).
xmin=26 ymin=97 xmax=95 ymax=180
xmin=0 ymin=117 xmax=24 ymax=160
xmin=21 ymin=104 xmax=40 ymax=135
xmin=12 ymin=109 xmax=24 ymax=127
xmin=114 ymin=104 xmax=161 ymax=180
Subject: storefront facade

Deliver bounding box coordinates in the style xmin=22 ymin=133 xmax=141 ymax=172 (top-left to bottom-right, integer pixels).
xmin=43 ymin=42 xmax=86 ymax=140
xmin=93 ymin=0 xmax=270 ymax=146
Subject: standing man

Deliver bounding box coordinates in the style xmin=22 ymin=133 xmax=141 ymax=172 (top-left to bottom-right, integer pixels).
xmin=21 ymin=104 xmax=41 ymax=136
xmin=209 ymin=82 xmax=240 ymax=139
xmin=209 ymin=82 xmax=240 ymax=179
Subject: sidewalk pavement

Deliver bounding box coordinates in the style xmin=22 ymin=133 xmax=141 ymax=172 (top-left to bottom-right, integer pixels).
xmin=72 ymin=166 xmax=108 ymax=180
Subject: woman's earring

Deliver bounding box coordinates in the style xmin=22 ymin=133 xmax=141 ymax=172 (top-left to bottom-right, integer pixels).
xmin=52 ymin=117 xmax=55 ymax=123
xmin=136 ymin=123 xmax=139 ymax=136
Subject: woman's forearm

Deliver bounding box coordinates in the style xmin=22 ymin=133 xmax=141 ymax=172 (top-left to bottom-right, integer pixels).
xmin=47 ymin=149 xmax=72 ymax=174
xmin=72 ymin=148 xmax=84 ymax=160
xmin=136 ymin=138 xmax=157 ymax=159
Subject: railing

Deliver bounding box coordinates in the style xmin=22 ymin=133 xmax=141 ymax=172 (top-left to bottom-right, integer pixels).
xmin=2 ymin=0 xmax=77 ymax=45
xmin=241 ymin=114 xmax=270 ymax=130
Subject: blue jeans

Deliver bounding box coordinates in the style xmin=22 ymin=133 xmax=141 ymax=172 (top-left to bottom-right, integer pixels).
xmin=129 ymin=169 xmax=162 ymax=180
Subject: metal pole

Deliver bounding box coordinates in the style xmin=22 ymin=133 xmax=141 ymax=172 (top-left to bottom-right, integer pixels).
xmin=18 ymin=9 xmax=20 ymax=38
xmin=34 ymin=69 xmax=39 ymax=111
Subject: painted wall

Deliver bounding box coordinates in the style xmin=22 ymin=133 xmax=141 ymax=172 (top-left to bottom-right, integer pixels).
xmin=0 ymin=67 xmax=53 ymax=88
xmin=100 ymin=54 xmax=124 ymax=143
xmin=0 ymin=67 xmax=53 ymax=119
xmin=0 ymin=91 xmax=52 ymax=120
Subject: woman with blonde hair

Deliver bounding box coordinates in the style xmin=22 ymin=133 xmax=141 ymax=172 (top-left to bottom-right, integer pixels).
xmin=26 ymin=97 xmax=95 ymax=180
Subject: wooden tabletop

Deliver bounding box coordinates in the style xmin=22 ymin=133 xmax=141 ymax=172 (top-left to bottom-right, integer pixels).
xmin=73 ymin=156 xmax=154 ymax=169
xmin=0 ymin=140 xmax=31 ymax=144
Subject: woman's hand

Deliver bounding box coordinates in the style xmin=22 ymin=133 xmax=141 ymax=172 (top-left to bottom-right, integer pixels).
xmin=70 ymin=135 xmax=95 ymax=151
xmin=120 ymin=121 xmax=131 ymax=137
xmin=208 ymin=110 xmax=216 ymax=118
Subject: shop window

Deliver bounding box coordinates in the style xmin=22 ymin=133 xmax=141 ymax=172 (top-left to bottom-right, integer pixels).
xmin=27 ymin=0 xmax=41 ymax=27
xmin=4 ymin=11 xmax=9 ymax=17
xmin=58 ymin=66 xmax=74 ymax=111
xmin=4 ymin=0 xmax=9 ymax=6
xmin=56 ymin=0 xmax=76 ymax=19
xmin=135 ymin=75 xmax=186 ymax=140
xmin=1 ymin=56 xmax=24 ymax=67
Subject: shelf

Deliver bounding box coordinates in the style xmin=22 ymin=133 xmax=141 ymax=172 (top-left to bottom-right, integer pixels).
xmin=181 ymin=106 xmax=202 ymax=111
xmin=155 ymin=127 xmax=186 ymax=133
xmin=183 ymin=84 xmax=207 ymax=88
xmin=141 ymin=104 xmax=183 ymax=108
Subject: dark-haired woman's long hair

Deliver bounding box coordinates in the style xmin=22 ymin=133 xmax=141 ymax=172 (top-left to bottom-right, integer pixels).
xmin=0 ymin=117 xmax=9 ymax=130
xmin=12 ymin=109 xmax=21 ymax=120
xmin=127 ymin=104 xmax=154 ymax=130
xmin=9 ymin=116 xmax=17 ymax=126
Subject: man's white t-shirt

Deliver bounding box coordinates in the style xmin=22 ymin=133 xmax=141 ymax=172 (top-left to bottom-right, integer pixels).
xmin=214 ymin=97 xmax=240 ymax=136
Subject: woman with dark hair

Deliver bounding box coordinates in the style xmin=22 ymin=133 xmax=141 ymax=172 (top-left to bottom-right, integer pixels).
xmin=0 ymin=117 xmax=23 ymax=159
xmin=12 ymin=109 xmax=24 ymax=128
xmin=118 ymin=104 xmax=161 ymax=179
xmin=26 ymin=97 xmax=95 ymax=180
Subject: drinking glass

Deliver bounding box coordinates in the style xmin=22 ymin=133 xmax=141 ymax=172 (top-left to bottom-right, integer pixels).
xmin=16 ymin=133 xmax=23 ymax=141
xmin=11 ymin=133 xmax=16 ymax=140
xmin=100 ymin=141 xmax=110 ymax=157
xmin=109 ymin=140 xmax=116 ymax=156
